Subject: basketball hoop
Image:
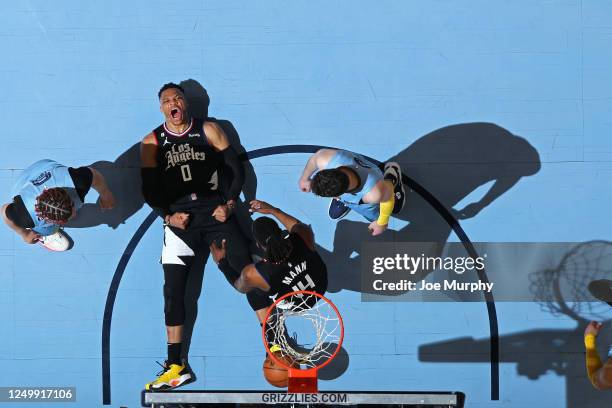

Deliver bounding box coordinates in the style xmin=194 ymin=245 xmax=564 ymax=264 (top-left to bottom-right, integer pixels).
xmin=262 ymin=290 xmax=344 ymax=393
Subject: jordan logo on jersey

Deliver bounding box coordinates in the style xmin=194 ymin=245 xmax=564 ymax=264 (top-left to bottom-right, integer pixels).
xmin=165 ymin=144 xmax=206 ymax=170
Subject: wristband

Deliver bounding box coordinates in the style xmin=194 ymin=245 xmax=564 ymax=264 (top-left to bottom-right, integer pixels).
xmin=585 ymin=334 xmax=597 ymax=350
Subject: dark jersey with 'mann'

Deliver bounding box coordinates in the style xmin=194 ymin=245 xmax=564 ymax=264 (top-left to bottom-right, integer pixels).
xmin=255 ymin=232 xmax=328 ymax=300
xmin=153 ymin=118 xmax=223 ymax=205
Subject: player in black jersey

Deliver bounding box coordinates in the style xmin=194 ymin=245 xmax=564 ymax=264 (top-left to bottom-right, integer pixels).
xmin=140 ymin=83 xmax=254 ymax=390
xmin=209 ymin=199 xmax=328 ymax=325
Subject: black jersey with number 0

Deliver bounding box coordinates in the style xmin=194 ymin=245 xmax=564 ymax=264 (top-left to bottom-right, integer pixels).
xmin=153 ymin=118 xmax=223 ymax=205
xmin=255 ymin=232 xmax=328 ymax=299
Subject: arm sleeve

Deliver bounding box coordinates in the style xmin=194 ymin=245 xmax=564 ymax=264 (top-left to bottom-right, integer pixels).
xmin=218 ymin=257 xmax=241 ymax=286
xmin=141 ymin=168 xmax=170 ymax=217
xmin=68 ymin=167 xmax=93 ymax=202
xmin=221 ymin=147 xmax=245 ymax=201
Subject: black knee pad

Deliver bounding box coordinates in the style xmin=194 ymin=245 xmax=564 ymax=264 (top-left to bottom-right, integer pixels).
xmin=164 ymin=283 xmax=186 ymax=326
xmin=247 ymin=289 xmax=272 ymax=311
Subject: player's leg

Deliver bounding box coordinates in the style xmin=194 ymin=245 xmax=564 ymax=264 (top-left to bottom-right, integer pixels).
xmin=249 ymin=290 xmax=290 ymax=355
xmin=205 ymin=216 xmax=252 ymax=272
xmin=146 ymin=226 xmax=197 ymax=390
xmin=328 ymin=198 xmax=351 ymax=220
xmin=38 ymin=229 xmax=73 ymax=251
xmin=383 ymin=161 xmax=406 ymax=214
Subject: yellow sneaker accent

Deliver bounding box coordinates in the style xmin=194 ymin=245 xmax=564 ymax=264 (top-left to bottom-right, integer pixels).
xmin=145 ymin=363 xmax=192 ymax=390
xmin=269 ymin=344 xmax=282 ymax=353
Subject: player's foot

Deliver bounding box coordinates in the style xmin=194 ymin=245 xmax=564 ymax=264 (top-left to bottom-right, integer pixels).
xmin=588 ymin=279 xmax=612 ymax=307
xmin=268 ymin=343 xmax=282 ymax=355
xmin=328 ymin=199 xmax=351 ymax=220
xmin=384 ymin=162 xmax=405 ymax=214
xmin=39 ymin=229 xmax=72 ymax=252
xmin=145 ymin=361 xmax=193 ymax=391
xmin=181 ymin=359 xmax=197 ymax=384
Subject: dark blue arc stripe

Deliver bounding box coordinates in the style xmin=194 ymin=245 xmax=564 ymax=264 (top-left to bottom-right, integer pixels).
xmin=101 ymin=211 xmax=157 ymax=405
xmin=101 ymin=145 xmax=499 ymax=404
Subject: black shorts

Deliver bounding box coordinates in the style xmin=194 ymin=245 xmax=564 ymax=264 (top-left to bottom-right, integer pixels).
xmin=161 ymin=194 xmax=251 ymax=271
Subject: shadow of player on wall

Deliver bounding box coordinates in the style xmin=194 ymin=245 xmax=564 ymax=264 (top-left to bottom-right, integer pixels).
xmin=66 ymin=143 xmax=144 ymax=230
xmin=317 ymin=122 xmax=541 ymax=294
xmin=418 ymin=241 xmax=612 ymax=408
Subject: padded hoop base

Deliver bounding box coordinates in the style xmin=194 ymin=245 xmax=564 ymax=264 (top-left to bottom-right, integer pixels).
xmin=288 ymin=368 xmax=318 ymax=393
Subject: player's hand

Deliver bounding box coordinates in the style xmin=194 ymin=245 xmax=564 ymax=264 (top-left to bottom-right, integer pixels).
xmin=299 ymin=178 xmax=311 ymax=192
xmin=249 ymin=200 xmax=276 ymax=214
xmin=212 ymin=205 xmax=230 ymax=222
xmin=99 ymin=190 xmax=116 ymax=210
xmin=585 ymin=321 xmax=603 ymax=338
xmin=166 ymin=212 xmax=190 ymax=229
xmin=22 ymin=230 xmax=40 ymax=244
xmin=368 ymin=221 xmax=387 ymax=236
xmin=209 ymin=239 xmax=227 ymax=264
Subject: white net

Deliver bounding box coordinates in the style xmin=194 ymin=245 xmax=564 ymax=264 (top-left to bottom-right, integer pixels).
xmin=264 ymin=292 xmax=343 ymax=369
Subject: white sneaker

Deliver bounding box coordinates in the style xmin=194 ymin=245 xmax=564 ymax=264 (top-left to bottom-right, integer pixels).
xmin=39 ymin=230 xmax=72 ymax=252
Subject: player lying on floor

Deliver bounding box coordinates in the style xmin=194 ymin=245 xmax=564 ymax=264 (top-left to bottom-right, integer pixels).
xmin=1 ymin=159 xmax=115 ymax=251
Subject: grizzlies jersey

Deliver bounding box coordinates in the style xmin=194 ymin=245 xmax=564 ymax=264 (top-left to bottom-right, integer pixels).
xmin=153 ymin=118 xmax=223 ymax=205
xmin=323 ymin=150 xmax=383 ymax=206
xmin=255 ymin=233 xmax=328 ymax=301
xmin=11 ymin=160 xmax=83 ymax=235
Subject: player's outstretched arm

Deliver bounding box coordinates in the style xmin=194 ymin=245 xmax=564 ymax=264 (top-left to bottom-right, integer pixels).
xmin=88 ymin=167 xmax=115 ymax=209
xmin=1 ymin=203 xmax=39 ymax=244
xmin=584 ymin=321 xmax=612 ymax=389
xmin=298 ymin=149 xmax=337 ymax=192
xmin=363 ymin=180 xmax=394 ymax=236
xmin=140 ymin=133 xmax=190 ymax=229
xmin=140 ymin=133 xmax=163 ymax=210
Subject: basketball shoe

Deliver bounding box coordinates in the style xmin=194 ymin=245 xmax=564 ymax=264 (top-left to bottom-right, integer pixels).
xmin=145 ymin=361 xmax=193 ymax=390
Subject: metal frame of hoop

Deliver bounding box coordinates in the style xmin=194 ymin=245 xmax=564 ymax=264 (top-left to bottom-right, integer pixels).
xmin=262 ymin=290 xmax=345 ymax=393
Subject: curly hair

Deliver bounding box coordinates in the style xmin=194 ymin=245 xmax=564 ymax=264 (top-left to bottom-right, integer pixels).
xmin=252 ymin=217 xmax=293 ymax=264
xmin=310 ymin=169 xmax=350 ymax=197
xmin=34 ymin=188 xmax=73 ymax=225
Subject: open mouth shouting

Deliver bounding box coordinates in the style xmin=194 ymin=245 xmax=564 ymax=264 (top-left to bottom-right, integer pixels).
xmin=169 ymin=107 xmax=183 ymax=121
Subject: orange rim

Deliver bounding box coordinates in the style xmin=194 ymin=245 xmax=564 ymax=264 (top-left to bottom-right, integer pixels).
xmin=262 ymin=290 xmax=344 ymax=371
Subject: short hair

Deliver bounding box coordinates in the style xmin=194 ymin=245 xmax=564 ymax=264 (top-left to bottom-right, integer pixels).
xmin=158 ymin=82 xmax=185 ymax=99
xmin=310 ymin=169 xmax=350 ymax=197
xmin=34 ymin=188 xmax=73 ymax=225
